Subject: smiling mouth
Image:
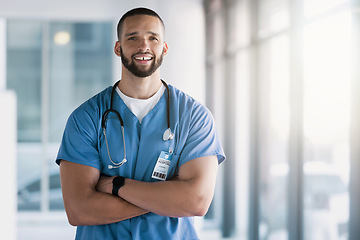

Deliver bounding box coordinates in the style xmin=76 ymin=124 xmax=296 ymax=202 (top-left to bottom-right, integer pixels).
xmin=134 ymin=56 xmax=153 ymax=61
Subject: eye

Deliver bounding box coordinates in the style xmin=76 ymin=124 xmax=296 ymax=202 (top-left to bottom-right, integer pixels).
xmin=149 ymin=36 xmax=159 ymax=41
xmin=127 ymin=36 xmax=136 ymax=41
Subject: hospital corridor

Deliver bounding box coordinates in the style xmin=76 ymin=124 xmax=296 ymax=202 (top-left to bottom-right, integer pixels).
xmin=1 ymin=0 xmax=360 ymax=239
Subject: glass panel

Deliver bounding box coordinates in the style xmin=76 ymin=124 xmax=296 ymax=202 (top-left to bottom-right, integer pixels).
xmin=7 ymin=21 xmax=42 ymax=142
xmin=258 ymin=34 xmax=290 ymax=240
xmin=303 ymin=11 xmax=351 ymax=240
xmin=235 ymin=50 xmax=251 ymax=237
xmin=17 ymin=143 xmax=42 ymax=211
xmin=258 ymin=0 xmax=290 ymax=38
xmin=49 ymin=22 xmax=113 ymax=143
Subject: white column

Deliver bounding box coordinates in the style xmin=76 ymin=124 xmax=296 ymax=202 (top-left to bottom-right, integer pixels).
xmin=0 ymin=18 xmax=5 ymax=91
xmin=0 ymin=19 xmax=17 ymax=240
xmin=0 ymin=91 xmax=17 ymax=240
xmin=350 ymin=1 xmax=360 ymax=240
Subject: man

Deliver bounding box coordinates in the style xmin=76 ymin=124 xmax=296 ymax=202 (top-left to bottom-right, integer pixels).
xmin=57 ymin=7 xmax=225 ymax=240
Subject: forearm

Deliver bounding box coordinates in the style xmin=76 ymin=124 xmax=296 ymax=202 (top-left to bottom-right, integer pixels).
xmin=60 ymin=160 xmax=148 ymax=226
xmin=117 ymin=178 xmax=211 ymax=218
xmin=64 ymin=190 xmax=148 ymax=226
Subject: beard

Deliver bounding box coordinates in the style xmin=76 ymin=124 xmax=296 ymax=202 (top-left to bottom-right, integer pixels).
xmin=120 ymin=47 xmax=164 ymax=78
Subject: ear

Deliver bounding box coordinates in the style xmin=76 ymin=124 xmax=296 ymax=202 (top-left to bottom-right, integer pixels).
xmin=114 ymin=41 xmax=121 ymax=57
xmin=163 ymin=42 xmax=169 ymax=56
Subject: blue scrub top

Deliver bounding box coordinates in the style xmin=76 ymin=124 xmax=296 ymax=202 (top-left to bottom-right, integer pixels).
xmin=56 ymin=84 xmax=225 ymax=240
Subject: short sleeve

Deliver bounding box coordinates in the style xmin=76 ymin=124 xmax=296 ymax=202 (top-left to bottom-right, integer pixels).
xmin=178 ymin=103 xmax=225 ymax=166
xmin=56 ymin=104 xmax=101 ymax=170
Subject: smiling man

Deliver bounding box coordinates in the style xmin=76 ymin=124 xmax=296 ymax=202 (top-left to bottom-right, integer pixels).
xmin=56 ymin=7 xmax=225 ymax=240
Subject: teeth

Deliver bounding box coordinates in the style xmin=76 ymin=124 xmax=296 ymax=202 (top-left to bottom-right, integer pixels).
xmin=135 ymin=56 xmax=152 ymax=60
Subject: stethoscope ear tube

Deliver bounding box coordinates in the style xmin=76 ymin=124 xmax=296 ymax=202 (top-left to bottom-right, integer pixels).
xmin=102 ymin=108 xmax=124 ymax=128
xmin=161 ymin=79 xmax=171 ymax=131
xmin=102 ymin=109 xmax=124 ymax=129
xmin=102 ymin=80 xmax=124 ymax=130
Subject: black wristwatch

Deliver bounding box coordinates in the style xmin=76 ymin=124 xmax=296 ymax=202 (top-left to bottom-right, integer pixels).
xmin=112 ymin=176 xmax=125 ymax=196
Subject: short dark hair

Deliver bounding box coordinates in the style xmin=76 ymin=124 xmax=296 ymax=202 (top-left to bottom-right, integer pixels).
xmin=117 ymin=7 xmax=165 ymax=40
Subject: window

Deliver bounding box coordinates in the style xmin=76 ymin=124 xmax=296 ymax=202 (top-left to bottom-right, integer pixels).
xmin=7 ymin=20 xmax=113 ymax=211
xmin=204 ymin=0 xmax=353 ymax=239
xmin=303 ymin=10 xmax=351 ymax=239
xmin=258 ymin=34 xmax=290 ymax=240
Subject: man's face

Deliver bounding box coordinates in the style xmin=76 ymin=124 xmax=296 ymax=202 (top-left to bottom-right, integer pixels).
xmin=117 ymin=15 xmax=168 ymax=78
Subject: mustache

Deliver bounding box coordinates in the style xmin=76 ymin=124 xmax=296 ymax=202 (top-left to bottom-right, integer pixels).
xmin=131 ymin=52 xmax=154 ymax=58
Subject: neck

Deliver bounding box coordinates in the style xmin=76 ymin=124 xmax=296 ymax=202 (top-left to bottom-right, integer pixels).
xmin=117 ymin=68 xmax=162 ymax=99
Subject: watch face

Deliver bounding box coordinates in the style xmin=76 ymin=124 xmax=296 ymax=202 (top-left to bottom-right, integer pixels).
xmin=113 ymin=176 xmax=125 ymax=187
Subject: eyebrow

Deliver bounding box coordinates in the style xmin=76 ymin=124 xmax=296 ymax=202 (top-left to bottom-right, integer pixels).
xmin=124 ymin=31 xmax=160 ymax=37
xmin=147 ymin=31 xmax=159 ymax=36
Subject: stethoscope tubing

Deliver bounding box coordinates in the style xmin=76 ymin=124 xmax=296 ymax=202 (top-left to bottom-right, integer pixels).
xmin=102 ymin=80 xmax=172 ymax=169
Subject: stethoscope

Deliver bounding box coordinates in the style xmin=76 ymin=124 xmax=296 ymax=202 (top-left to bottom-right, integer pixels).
xmin=101 ymin=80 xmax=174 ymax=169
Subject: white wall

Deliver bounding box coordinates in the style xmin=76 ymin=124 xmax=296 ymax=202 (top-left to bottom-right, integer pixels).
xmin=0 ymin=0 xmax=206 ymax=103
xmin=0 ymin=90 xmax=17 ymax=240
xmin=0 ymin=18 xmax=5 ymax=90
xmin=0 ymin=17 xmax=17 ymax=240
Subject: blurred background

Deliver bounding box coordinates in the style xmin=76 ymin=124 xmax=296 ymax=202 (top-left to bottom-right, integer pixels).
xmin=1 ymin=0 xmax=360 ymax=239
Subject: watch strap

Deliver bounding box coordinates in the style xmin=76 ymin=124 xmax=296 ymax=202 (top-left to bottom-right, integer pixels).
xmin=112 ymin=176 xmax=125 ymax=196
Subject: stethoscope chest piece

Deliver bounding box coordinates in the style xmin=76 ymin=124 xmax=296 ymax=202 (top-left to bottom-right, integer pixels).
xmin=163 ymin=128 xmax=174 ymax=141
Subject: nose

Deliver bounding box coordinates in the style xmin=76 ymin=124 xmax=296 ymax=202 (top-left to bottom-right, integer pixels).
xmin=138 ymin=38 xmax=150 ymax=52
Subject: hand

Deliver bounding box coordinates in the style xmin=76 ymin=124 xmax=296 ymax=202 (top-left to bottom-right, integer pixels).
xmin=96 ymin=175 xmax=115 ymax=195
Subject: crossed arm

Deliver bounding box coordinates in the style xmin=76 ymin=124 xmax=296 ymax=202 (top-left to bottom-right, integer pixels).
xmin=59 ymin=155 xmax=218 ymax=226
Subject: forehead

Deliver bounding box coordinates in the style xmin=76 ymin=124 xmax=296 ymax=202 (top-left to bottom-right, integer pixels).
xmin=122 ymin=15 xmax=165 ymax=37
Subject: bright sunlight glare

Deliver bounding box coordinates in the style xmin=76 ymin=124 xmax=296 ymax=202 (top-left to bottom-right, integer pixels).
xmin=303 ymin=11 xmax=351 ymax=146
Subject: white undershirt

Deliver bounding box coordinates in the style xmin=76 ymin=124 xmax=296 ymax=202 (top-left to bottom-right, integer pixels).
xmin=116 ymin=84 xmax=166 ymax=123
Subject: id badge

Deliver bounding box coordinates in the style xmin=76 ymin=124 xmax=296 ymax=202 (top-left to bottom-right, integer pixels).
xmin=152 ymin=151 xmax=173 ymax=181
